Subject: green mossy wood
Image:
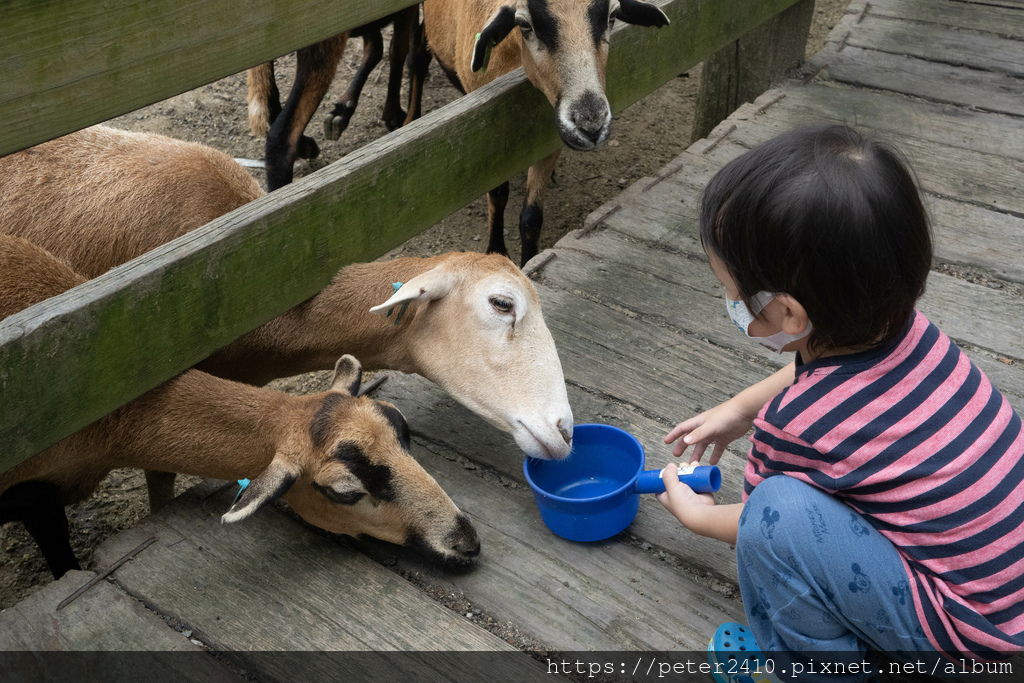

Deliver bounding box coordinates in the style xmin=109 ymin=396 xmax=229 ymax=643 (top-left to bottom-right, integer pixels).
xmin=0 ymin=0 xmax=418 ymax=158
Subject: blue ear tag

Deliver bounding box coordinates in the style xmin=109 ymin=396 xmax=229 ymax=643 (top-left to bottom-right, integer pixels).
xmin=233 ymin=478 xmax=251 ymax=504
xmin=387 ymin=282 xmax=411 ymax=326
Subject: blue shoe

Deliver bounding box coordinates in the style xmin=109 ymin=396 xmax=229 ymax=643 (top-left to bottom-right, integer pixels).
xmin=708 ymin=622 xmax=775 ymax=683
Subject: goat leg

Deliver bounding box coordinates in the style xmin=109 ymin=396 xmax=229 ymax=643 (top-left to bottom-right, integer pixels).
xmin=144 ymin=470 xmax=177 ymax=513
xmin=518 ymin=149 xmax=562 ymax=267
xmin=485 ymin=181 xmax=511 ymax=258
xmin=405 ymin=15 xmax=432 ymax=126
xmin=265 ymin=34 xmax=347 ymax=190
xmin=324 ymin=28 xmax=384 ymax=140
xmin=381 ymin=8 xmax=417 ymax=131
xmin=0 ymin=481 xmax=81 ymax=579
xmin=245 ymin=61 xmax=283 ymax=137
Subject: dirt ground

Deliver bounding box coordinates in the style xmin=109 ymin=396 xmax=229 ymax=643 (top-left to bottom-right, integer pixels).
xmin=1 ymin=1 xmax=849 ymax=611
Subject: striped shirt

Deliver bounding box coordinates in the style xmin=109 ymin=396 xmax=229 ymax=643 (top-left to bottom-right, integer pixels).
xmin=745 ymin=310 xmax=1024 ymax=660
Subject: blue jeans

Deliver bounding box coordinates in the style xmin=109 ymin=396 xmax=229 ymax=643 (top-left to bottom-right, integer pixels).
xmin=737 ymin=475 xmax=938 ymax=682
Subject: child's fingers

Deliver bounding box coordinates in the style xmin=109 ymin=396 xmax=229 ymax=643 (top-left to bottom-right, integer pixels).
xmin=690 ymin=440 xmax=709 ymax=463
xmin=709 ymin=442 xmax=727 ymax=465
xmin=664 ymin=417 xmax=702 ymax=444
xmin=655 ymin=463 xmax=678 ymax=509
xmin=661 ymin=461 xmax=680 ymax=489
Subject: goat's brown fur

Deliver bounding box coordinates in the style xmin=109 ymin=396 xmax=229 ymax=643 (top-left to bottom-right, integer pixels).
xmin=0 ymin=234 xmax=479 ymax=573
xmin=0 ymin=126 xmax=262 ymax=278
xmin=0 ymin=126 xmax=574 ymax=461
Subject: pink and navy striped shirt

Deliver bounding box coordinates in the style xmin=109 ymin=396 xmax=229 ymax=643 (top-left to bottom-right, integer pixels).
xmin=745 ymin=310 xmax=1024 ymax=660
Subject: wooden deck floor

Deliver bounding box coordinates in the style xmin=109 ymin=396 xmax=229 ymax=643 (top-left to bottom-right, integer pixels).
xmin=4 ymin=0 xmax=1024 ymax=675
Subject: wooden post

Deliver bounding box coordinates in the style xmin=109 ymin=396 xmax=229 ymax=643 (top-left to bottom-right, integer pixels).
xmin=691 ymin=0 xmax=815 ymax=142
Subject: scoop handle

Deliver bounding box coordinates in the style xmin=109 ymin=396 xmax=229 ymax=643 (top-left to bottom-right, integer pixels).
xmin=634 ymin=465 xmax=721 ymax=495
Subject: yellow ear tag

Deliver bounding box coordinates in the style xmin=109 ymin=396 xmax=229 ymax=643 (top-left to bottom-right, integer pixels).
xmin=476 ymin=32 xmax=493 ymax=73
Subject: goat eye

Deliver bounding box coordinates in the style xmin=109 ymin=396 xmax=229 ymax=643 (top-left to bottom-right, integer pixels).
xmin=517 ymin=20 xmax=533 ymax=35
xmin=490 ymin=296 xmax=514 ymax=313
xmin=315 ymin=483 xmax=366 ymax=506
xmin=332 ymin=490 xmax=365 ymax=505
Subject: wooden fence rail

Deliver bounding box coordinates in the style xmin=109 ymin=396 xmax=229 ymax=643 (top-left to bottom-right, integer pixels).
xmin=0 ymin=0 xmax=809 ymax=474
xmin=0 ymin=0 xmax=416 ymax=158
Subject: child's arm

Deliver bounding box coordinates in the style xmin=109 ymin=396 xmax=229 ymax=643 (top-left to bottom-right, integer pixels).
xmin=655 ymin=462 xmax=742 ymax=544
xmin=664 ymin=361 xmax=796 ymax=464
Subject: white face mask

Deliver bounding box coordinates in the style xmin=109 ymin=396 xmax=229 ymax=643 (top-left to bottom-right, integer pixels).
xmin=726 ymin=292 xmax=812 ymax=353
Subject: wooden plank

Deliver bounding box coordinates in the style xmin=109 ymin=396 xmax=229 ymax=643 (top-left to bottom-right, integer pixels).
xmin=614 ymin=154 xmax=1024 ymax=367
xmin=760 ymin=84 xmax=1024 ymax=162
xmin=545 ymin=222 xmax=1024 ymax=402
xmin=718 ymin=105 xmax=1024 ymax=220
xmin=0 ymin=0 xmax=416 ymax=158
xmin=0 ymin=0 xmax=821 ymax=475
xmin=685 ymin=117 xmax=1024 ymax=269
xmin=93 ymin=483 xmax=548 ymax=679
xmin=807 ymin=43 xmax=1024 ymax=117
xmin=352 ymin=389 xmax=747 ymax=647
xmin=0 ymin=570 xmax=238 ymax=680
xmin=624 ymin=129 xmax=1024 ymax=286
xmin=842 ymin=15 xmax=1024 ymax=77
xmin=941 ymin=0 xmax=1024 ymax=9
xmin=806 ymin=44 xmax=1024 ymax=116
xmin=861 ymin=0 xmax=1024 ymax=39
xmin=678 ymin=93 xmax=1024 ymax=283
xmin=924 ymin=196 xmax=1024 ymax=284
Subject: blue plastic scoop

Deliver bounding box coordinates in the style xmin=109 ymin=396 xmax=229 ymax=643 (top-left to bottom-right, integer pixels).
xmin=524 ymin=423 xmax=721 ymax=542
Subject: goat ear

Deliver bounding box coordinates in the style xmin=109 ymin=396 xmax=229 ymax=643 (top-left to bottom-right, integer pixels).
xmin=221 ymin=458 xmax=300 ymax=524
xmin=611 ymin=0 xmax=670 ymax=27
xmin=368 ymin=266 xmax=455 ymax=316
xmin=472 ymin=5 xmax=517 ymax=72
xmin=329 ymin=354 xmax=362 ymax=395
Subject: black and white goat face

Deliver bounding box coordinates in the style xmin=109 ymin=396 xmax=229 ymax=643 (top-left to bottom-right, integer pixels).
xmin=473 ymin=0 xmax=670 ymax=151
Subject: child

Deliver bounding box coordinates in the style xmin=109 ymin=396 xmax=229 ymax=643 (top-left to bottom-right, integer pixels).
xmin=656 ymin=124 xmax=1023 ymax=679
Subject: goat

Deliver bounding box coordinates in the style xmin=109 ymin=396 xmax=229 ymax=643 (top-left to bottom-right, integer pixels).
xmin=0 ymin=234 xmax=480 ymax=579
xmin=247 ymin=6 xmax=423 ymax=190
xmin=414 ymin=0 xmax=669 ymax=266
xmin=0 ymin=126 xmax=574 ymax=470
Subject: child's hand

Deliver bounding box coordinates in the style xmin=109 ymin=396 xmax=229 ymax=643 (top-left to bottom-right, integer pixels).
xmin=656 ymin=461 xmax=717 ymax=530
xmin=664 ymin=401 xmax=753 ymax=464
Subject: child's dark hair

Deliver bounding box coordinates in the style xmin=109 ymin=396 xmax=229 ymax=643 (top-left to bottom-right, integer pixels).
xmin=700 ymin=123 xmax=932 ymax=353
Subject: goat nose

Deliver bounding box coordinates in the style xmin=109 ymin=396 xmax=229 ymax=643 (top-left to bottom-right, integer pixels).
xmin=572 ymin=92 xmax=610 ymax=143
xmin=572 ymin=111 xmax=606 ymax=142
xmin=455 ymin=537 xmax=481 ymax=557
xmin=557 ymin=418 xmax=573 ymax=447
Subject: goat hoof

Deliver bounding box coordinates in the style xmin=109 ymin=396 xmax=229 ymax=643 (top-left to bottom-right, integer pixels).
xmin=324 ymin=106 xmax=355 ymax=141
xmin=324 ymin=116 xmax=343 ymax=141
xmin=382 ymin=109 xmax=407 ymax=132
xmin=296 ymin=135 xmax=320 ymax=160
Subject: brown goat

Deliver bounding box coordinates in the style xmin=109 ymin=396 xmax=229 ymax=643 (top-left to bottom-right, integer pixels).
xmin=0 ymin=234 xmax=480 ymax=579
xmin=0 ymin=126 xmax=574 ymax=463
xmin=416 ymin=0 xmax=669 ymax=265
xmin=247 ymin=6 xmax=422 ymax=190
